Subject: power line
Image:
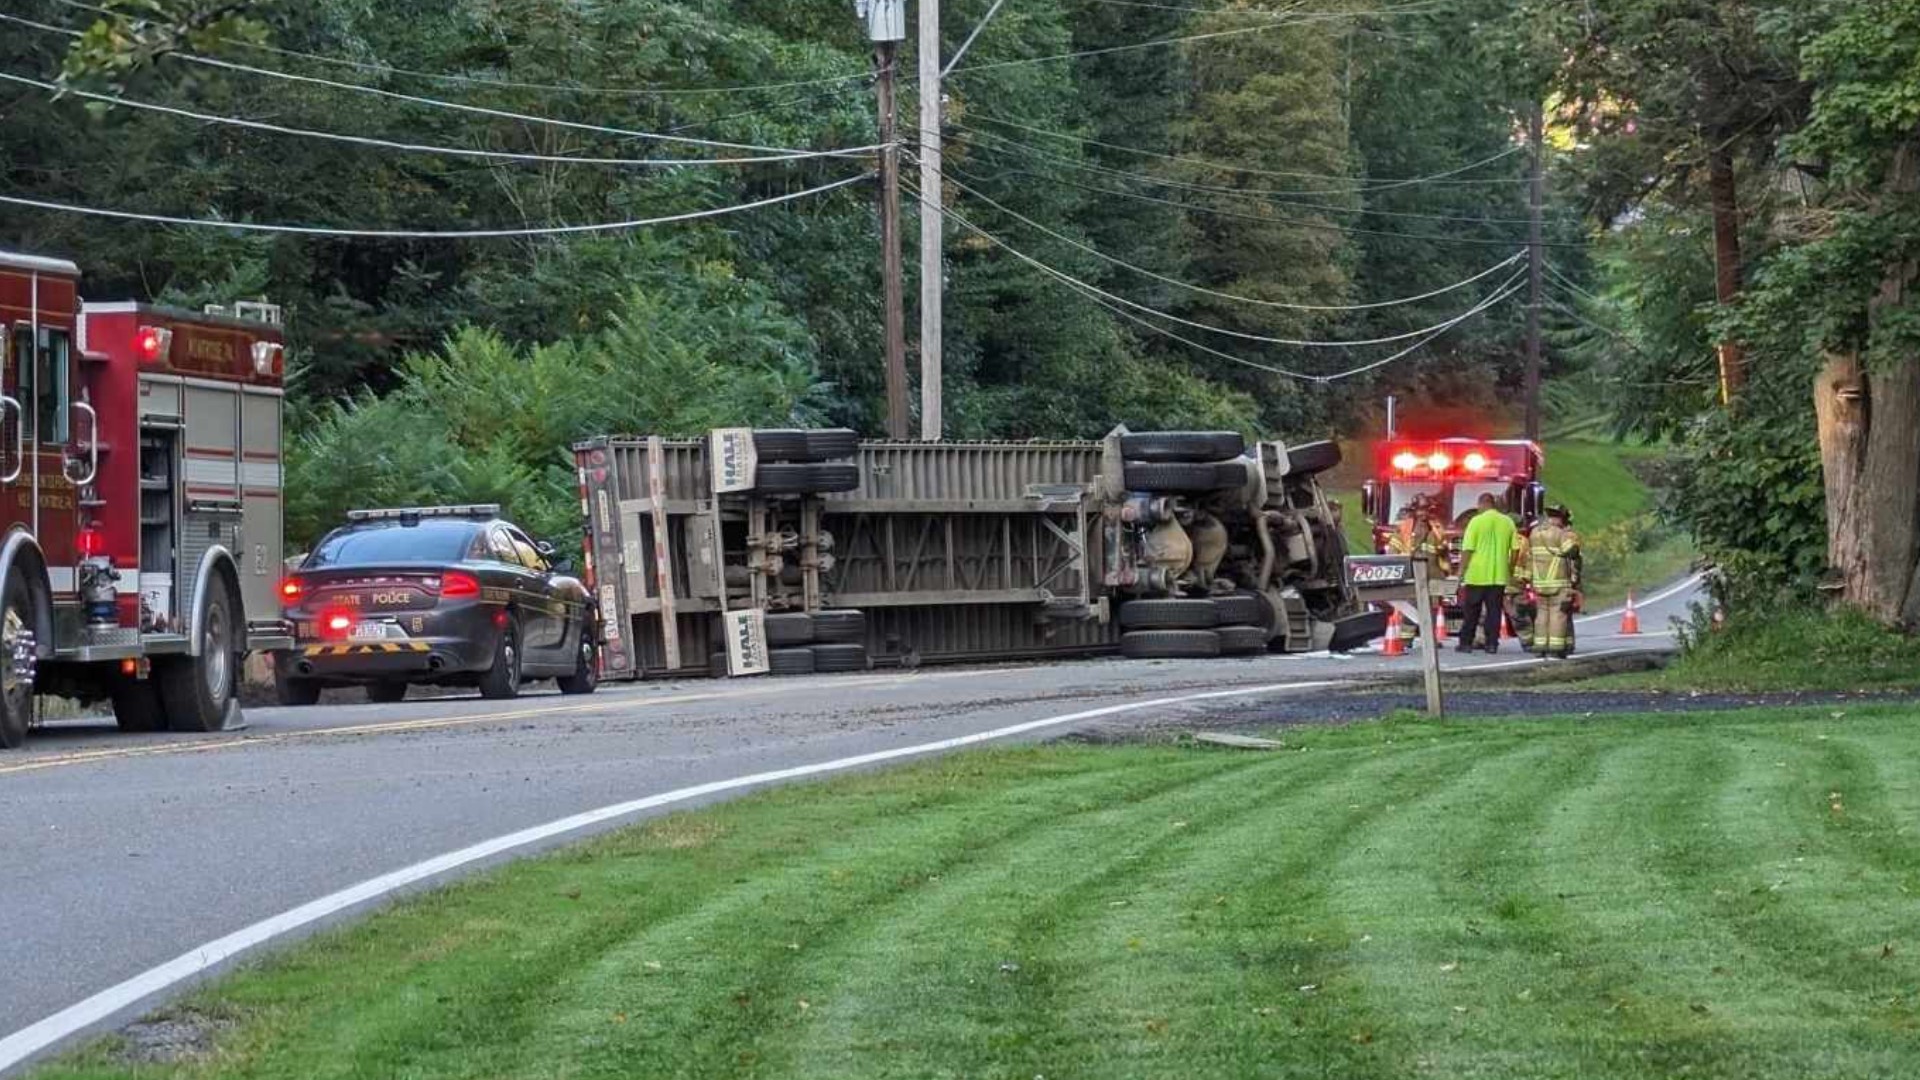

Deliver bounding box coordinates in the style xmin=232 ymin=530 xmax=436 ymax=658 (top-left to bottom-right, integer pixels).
xmin=937 ymin=168 xmax=1527 ymax=313
xmin=0 ymin=69 xmax=881 ymax=166
xmin=44 ymin=0 xmax=876 ymax=99
xmin=0 ymin=173 xmax=870 ymax=239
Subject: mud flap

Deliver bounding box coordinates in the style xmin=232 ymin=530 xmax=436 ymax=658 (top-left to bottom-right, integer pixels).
xmin=1328 ymin=609 xmax=1390 ymax=653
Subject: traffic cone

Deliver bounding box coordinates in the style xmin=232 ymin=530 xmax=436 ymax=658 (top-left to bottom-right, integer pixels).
xmin=1433 ymin=604 xmax=1448 ymax=642
xmin=1383 ymin=609 xmax=1405 ymax=657
xmin=1619 ymin=590 xmax=1642 ymax=635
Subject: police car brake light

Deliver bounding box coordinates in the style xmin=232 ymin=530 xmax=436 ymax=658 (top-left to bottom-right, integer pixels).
xmin=326 ymin=613 xmax=353 ymax=633
xmin=280 ymin=577 xmax=304 ymax=601
xmin=439 ymin=571 xmax=480 ymax=598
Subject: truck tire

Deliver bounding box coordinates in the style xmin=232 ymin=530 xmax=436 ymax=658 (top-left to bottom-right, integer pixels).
xmin=801 ymin=463 xmax=859 ymax=493
xmin=1122 ymin=461 xmax=1238 ymax=493
xmin=0 ymin=573 xmax=37 ymax=749
xmin=1213 ymin=461 xmax=1251 ymax=488
xmin=111 ymin=679 xmax=167 ymax=732
xmin=810 ymin=609 xmax=867 ymax=644
xmin=810 ymin=643 xmax=870 ymax=673
xmin=1117 ymin=598 xmax=1221 ymax=630
xmin=276 ymin=674 xmax=322 ymax=707
xmin=769 ymin=647 xmax=816 ymax=676
xmin=753 ymin=463 xmax=860 ymax=496
xmin=764 ymin=612 xmax=815 ymax=647
xmin=1121 ymin=629 xmax=1221 ymax=660
xmin=367 ymin=681 xmax=409 ymax=704
xmin=1119 ymin=431 xmax=1246 ymax=464
xmin=477 ymin=615 xmax=523 ymax=700
xmin=157 ymin=583 xmax=241 ymax=733
xmin=1212 ymin=593 xmax=1266 ymax=628
xmin=709 ymin=651 xmax=731 ymax=678
xmin=1285 ymin=440 xmax=1342 ymax=478
xmin=1217 ymin=625 xmax=1271 ymax=656
xmin=753 ymin=429 xmax=860 ymax=463
xmin=803 ymin=429 xmax=860 ymax=461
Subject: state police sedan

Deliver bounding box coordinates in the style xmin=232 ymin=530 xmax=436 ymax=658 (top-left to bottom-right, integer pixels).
xmin=274 ymin=505 xmax=599 ymax=705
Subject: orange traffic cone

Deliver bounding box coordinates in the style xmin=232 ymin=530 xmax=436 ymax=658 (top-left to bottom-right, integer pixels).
xmin=1433 ymin=604 xmax=1448 ymax=642
xmin=1620 ymin=590 xmax=1642 ymax=635
xmin=1383 ymin=609 xmax=1405 ymax=657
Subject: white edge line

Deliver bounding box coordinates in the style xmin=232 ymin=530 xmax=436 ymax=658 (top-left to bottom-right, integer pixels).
xmin=1575 ymin=572 xmax=1706 ymax=626
xmin=0 ymin=677 xmax=1345 ymax=1071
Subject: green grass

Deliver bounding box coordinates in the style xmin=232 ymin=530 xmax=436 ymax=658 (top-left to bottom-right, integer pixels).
xmin=1538 ymin=438 xmax=1663 ymax=528
xmin=1582 ymin=608 xmax=1920 ymax=694
xmin=41 ymin=704 xmax=1920 ymax=1080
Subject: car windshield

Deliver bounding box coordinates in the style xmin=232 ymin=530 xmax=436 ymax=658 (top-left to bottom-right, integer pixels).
xmin=303 ymin=521 xmax=480 ymax=568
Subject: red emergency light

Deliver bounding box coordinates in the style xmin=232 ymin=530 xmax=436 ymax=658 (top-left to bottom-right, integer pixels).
xmin=135 ymin=325 xmax=173 ymax=365
xmin=1383 ymin=441 xmax=1508 ymax=478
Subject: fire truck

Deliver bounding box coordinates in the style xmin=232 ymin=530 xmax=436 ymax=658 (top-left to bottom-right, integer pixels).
xmin=573 ymin=428 xmax=1382 ymax=679
xmin=0 ymin=250 xmax=288 ymax=748
xmin=1358 ymin=436 xmax=1546 ymax=561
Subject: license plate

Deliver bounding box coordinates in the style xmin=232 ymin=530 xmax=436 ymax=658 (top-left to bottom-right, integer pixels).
xmin=350 ymin=622 xmax=397 ymax=642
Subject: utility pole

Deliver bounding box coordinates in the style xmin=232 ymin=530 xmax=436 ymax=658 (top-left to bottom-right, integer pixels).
xmin=917 ymin=0 xmax=943 ymax=440
xmin=1522 ymin=101 xmax=1545 ymax=444
xmin=858 ymin=1 xmax=911 ymax=439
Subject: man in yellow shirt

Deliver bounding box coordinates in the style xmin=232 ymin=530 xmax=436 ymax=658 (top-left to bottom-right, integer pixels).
xmin=1456 ymin=493 xmax=1517 ymax=653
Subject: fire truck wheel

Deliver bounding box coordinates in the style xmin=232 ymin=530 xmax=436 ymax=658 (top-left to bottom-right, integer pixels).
xmin=110 ymin=679 xmax=167 ymax=732
xmin=477 ymin=615 xmax=523 ymax=700
xmin=764 ymin=612 xmax=816 ymax=647
xmin=1216 ymin=625 xmax=1271 ymax=656
xmin=1122 ymin=461 xmax=1239 ymax=493
xmin=810 ymin=609 xmax=867 ymax=644
xmin=1285 ymin=440 xmax=1342 ymax=478
xmin=810 ymin=643 xmax=870 ymax=673
xmin=1121 ymin=629 xmax=1222 ymax=660
xmin=1212 ymin=593 xmax=1268 ymax=628
xmin=366 ymin=681 xmax=409 ymax=705
xmin=1117 ymin=598 xmax=1221 ymax=630
xmin=1118 ymin=431 xmax=1247 ymax=464
xmin=769 ymin=647 xmax=816 ymax=676
xmin=276 ymin=675 xmax=322 ymax=707
xmin=0 ymin=573 xmax=36 ymax=749
xmin=557 ymin=641 xmax=599 ymax=696
xmin=158 ymin=583 xmax=241 ymax=733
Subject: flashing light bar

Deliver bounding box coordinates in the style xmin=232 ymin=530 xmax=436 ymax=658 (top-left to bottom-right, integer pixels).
xmin=1386 ymin=443 xmax=1505 ymax=477
xmin=346 ymin=504 xmax=501 ymax=523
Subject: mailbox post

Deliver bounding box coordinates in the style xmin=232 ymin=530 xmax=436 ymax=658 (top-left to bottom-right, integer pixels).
xmin=1344 ymin=554 xmax=1445 ymax=718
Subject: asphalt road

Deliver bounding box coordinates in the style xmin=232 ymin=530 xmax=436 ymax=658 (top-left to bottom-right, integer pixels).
xmin=0 ymin=580 xmax=1698 ymax=1069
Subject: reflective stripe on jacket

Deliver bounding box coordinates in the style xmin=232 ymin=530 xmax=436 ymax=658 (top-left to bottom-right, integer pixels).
xmin=1529 ymin=522 xmax=1580 ymax=589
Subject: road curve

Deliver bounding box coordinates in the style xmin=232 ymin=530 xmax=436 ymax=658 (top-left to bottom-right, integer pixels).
xmin=0 ymin=578 xmax=1699 ymax=1072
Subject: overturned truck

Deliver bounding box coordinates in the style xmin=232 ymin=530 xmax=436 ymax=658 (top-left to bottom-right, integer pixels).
xmin=573 ymin=429 xmax=1385 ymax=680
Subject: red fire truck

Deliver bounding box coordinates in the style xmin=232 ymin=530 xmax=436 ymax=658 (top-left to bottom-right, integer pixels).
xmin=1359 ymin=436 xmax=1546 ymax=557
xmin=0 ymin=250 xmax=289 ymax=748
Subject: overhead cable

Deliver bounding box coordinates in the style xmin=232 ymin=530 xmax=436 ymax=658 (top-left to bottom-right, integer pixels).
xmin=0 ymin=70 xmax=880 ymax=166
xmin=0 ymin=173 xmax=870 ymax=240
xmin=938 ymin=168 xmax=1527 ymax=313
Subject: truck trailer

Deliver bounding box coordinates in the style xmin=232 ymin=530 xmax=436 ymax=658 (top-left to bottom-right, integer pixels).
xmin=574 ymin=428 xmax=1384 ymax=680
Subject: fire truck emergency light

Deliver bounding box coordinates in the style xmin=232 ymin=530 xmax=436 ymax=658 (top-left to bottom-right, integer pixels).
xmin=252 ymin=340 xmax=284 ymax=376
xmin=1391 ymin=451 xmax=1420 ymax=472
xmin=1427 ymin=451 xmax=1452 ymax=472
xmin=135 ymin=325 xmax=173 ymax=364
xmin=1463 ymin=451 xmax=1489 ymax=472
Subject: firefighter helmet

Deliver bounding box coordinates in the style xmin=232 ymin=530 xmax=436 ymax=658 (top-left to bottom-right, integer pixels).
xmin=1545 ymin=502 xmax=1572 ymax=523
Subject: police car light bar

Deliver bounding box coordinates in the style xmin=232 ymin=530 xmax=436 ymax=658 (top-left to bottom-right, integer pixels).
xmin=345 ymin=504 xmax=501 ymax=523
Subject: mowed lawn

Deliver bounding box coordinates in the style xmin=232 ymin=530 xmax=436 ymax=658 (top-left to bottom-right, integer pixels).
xmin=44 ymin=706 xmax=1920 ymax=1080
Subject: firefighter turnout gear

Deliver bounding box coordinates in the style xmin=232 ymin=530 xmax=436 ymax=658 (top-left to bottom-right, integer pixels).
xmin=1528 ymin=510 xmax=1581 ymax=658
xmin=1507 ymin=531 xmax=1535 ymax=650
xmin=1384 ymin=505 xmax=1440 ymax=643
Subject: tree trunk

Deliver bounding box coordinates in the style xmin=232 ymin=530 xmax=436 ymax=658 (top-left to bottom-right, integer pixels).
xmin=1707 ymin=146 xmax=1746 ymax=403
xmin=1815 ymin=142 xmax=1920 ymax=628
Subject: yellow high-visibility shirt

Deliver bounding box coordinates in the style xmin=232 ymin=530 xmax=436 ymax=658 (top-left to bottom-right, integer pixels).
xmin=1460 ymin=509 xmax=1517 ymax=587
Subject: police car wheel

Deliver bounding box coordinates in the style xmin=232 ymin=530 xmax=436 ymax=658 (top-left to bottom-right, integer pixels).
xmin=557 ymin=641 xmax=599 ymax=696
xmin=1121 ymin=629 xmax=1222 ymax=660
xmin=1117 ymin=598 xmax=1221 ymax=631
xmin=1118 ymin=431 xmax=1246 ymax=464
xmin=111 ymin=678 xmax=167 ymax=732
xmin=367 ymin=681 xmax=409 ymax=704
xmin=478 ymin=617 xmax=523 ymax=701
xmin=276 ymin=675 xmax=322 ymax=707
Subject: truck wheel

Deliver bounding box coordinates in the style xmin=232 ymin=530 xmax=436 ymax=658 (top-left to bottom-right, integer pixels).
xmin=769 ymin=647 xmax=816 ymax=676
xmin=477 ymin=616 xmax=522 ymax=700
xmin=1122 ymin=462 xmax=1238 ymax=493
xmin=709 ymin=650 xmax=731 ymax=678
xmin=801 ymin=463 xmax=859 ymax=493
xmin=367 ymin=681 xmax=409 ymax=704
xmin=1213 ymin=461 xmax=1251 ymax=488
xmin=1285 ymin=440 xmax=1342 ymax=478
xmin=810 ymin=643 xmax=869 ymax=673
xmin=1119 ymin=431 xmax=1246 ymax=463
xmin=0 ymin=573 xmax=37 ymax=749
xmin=276 ymin=674 xmax=322 ymax=707
xmin=1213 ymin=592 xmax=1269 ymax=629
xmin=1117 ymin=598 xmax=1220 ymax=630
xmin=803 ymin=429 xmax=860 ymax=461
xmin=557 ymin=640 xmax=599 ymax=696
xmin=751 ymin=429 xmax=812 ymax=461
xmin=752 ymin=463 xmax=859 ymax=495
xmin=765 ymin=612 xmax=815 ymax=647
xmin=158 ymin=583 xmax=240 ymax=733
xmin=1216 ymin=626 xmax=1271 ymax=656
xmin=111 ymin=679 xmax=167 ymax=732
xmin=1121 ymin=629 xmax=1222 ymax=660
xmin=810 ymin=609 xmax=867 ymax=644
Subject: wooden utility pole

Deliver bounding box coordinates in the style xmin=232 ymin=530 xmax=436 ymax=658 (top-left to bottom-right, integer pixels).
xmin=875 ymin=41 xmax=911 ymax=439
xmin=1522 ymin=102 xmax=1545 ymax=444
xmin=917 ymin=0 xmax=943 ymax=441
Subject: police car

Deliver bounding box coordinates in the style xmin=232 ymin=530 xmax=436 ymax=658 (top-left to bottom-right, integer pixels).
xmin=274 ymin=505 xmax=598 ymax=705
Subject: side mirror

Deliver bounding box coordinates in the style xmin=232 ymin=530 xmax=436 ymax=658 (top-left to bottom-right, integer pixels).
xmin=1359 ymin=480 xmax=1378 ymax=521
xmin=535 ymin=540 xmax=556 ymax=558
xmin=553 ymin=558 xmax=576 ymax=577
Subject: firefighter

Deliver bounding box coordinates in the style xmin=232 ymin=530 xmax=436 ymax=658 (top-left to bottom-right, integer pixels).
xmin=1383 ymin=501 xmax=1430 ymax=644
xmin=1528 ymin=503 xmax=1582 ymax=659
xmin=1508 ymin=526 xmax=1535 ymax=651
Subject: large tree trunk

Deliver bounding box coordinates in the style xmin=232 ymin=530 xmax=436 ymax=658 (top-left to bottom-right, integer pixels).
xmin=1815 ymin=142 xmax=1920 ymax=627
xmin=1707 ymin=146 xmax=1746 ymax=403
